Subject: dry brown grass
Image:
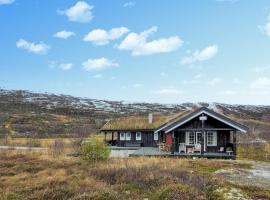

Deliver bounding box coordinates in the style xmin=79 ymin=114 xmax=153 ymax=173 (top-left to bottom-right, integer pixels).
xmin=0 ymin=137 xmax=79 ymax=147
xmin=0 ymin=150 xmax=256 ymax=200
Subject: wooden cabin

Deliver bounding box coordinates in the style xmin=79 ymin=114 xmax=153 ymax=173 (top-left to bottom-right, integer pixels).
xmin=100 ymin=107 xmax=248 ymax=158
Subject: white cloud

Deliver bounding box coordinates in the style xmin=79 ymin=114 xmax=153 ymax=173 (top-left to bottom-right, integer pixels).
xmin=219 ymin=90 xmax=237 ymax=95
xmin=160 ymin=72 xmax=168 ymax=77
xmin=183 ymin=79 xmax=200 ymax=85
xmin=123 ymin=1 xmax=135 ymax=7
xmin=262 ymin=21 xmax=270 ymax=36
xmin=194 ymin=74 xmax=204 ymax=79
xmin=181 ymin=45 xmax=218 ymax=65
xmin=16 ymin=39 xmax=50 ymax=55
xmin=82 ymin=57 xmax=119 ymax=71
xmin=233 ymin=78 xmax=240 ymax=84
xmin=250 ymin=77 xmax=270 ymax=89
xmin=215 ymin=0 xmax=240 ymax=3
xmin=58 ymin=1 xmax=94 ymax=23
xmin=58 ymin=63 xmax=73 ymax=70
xmin=117 ymin=26 xmax=183 ymax=56
xmin=252 ymin=66 xmax=270 ymax=73
xmin=154 ymin=87 xmax=182 ymax=95
xmin=207 ymin=78 xmax=222 ymax=86
xmin=92 ymin=74 xmax=103 ymax=79
xmin=49 ymin=61 xmax=73 ymax=70
xmin=54 ymin=30 xmax=75 ymax=39
xmin=0 ymin=0 xmax=14 ymax=4
xmin=84 ymin=27 xmax=129 ymax=45
xmin=133 ymin=83 xmax=143 ymax=88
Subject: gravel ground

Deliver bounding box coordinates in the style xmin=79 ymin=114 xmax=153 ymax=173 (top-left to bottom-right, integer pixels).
xmin=215 ymin=160 xmax=270 ymax=189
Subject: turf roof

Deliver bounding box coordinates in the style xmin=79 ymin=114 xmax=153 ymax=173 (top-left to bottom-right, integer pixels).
xmin=100 ymin=111 xmax=190 ymax=131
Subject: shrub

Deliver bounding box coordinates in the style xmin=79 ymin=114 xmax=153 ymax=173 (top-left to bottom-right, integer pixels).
xmin=80 ymin=139 xmax=110 ymax=162
xmin=152 ymin=184 xmax=206 ymax=200
xmin=49 ymin=139 xmax=65 ymax=157
xmin=25 ymin=138 xmax=41 ymax=147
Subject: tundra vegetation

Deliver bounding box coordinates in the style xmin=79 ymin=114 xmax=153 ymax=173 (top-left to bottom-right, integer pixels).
xmin=0 ymin=138 xmax=269 ymax=200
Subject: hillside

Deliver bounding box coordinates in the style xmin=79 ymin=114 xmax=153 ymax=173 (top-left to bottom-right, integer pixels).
xmin=0 ymin=89 xmax=269 ymax=140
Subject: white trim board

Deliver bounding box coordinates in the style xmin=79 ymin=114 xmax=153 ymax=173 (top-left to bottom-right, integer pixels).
xmin=164 ymin=110 xmax=247 ymax=134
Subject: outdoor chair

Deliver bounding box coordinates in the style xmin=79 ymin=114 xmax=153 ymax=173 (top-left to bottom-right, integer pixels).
xmin=194 ymin=144 xmax=201 ymax=154
xmin=218 ymin=147 xmax=225 ymax=153
xmin=179 ymin=143 xmax=186 ymax=154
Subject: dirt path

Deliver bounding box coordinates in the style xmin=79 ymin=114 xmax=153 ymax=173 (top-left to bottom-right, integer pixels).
xmin=0 ymin=145 xmax=47 ymax=151
xmin=215 ymin=160 xmax=270 ymax=189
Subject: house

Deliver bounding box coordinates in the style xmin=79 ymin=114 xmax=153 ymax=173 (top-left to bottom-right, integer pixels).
xmin=100 ymin=107 xmax=248 ymax=158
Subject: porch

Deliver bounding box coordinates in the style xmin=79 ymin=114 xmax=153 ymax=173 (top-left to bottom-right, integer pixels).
xmin=129 ymin=147 xmax=235 ymax=159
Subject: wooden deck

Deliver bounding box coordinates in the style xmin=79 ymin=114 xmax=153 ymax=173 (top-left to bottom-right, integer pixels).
xmin=129 ymin=147 xmax=235 ymax=159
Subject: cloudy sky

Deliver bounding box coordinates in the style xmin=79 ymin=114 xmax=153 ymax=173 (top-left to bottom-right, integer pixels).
xmin=1 ymin=0 xmax=270 ymax=105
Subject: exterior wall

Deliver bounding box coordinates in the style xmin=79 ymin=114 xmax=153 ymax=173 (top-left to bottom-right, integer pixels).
xmin=117 ymin=131 xmax=157 ymax=147
xmin=174 ymin=130 xmax=232 ymax=153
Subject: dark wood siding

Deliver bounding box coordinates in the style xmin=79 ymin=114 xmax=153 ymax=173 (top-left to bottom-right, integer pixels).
xmin=116 ymin=131 xmax=156 ymax=147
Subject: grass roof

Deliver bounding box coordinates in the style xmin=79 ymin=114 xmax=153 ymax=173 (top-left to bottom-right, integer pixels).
xmin=100 ymin=111 xmax=191 ymax=131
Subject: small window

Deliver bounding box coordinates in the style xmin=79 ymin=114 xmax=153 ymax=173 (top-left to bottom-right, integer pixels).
xmin=120 ymin=132 xmax=125 ymax=141
xmin=136 ymin=132 xmax=141 ymax=140
xmin=154 ymin=132 xmax=158 ymax=141
xmin=207 ymin=131 xmax=217 ymax=146
xmin=126 ymin=132 xmax=131 ymax=141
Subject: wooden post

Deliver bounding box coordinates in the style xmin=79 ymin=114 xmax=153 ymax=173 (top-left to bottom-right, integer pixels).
xmin=201 ymin=116 xmax=205 ymax=155
xmin=233 ymin=130 xmax=236 ymax=158
xmin=104 ymin=132 xmax=107 ymax=142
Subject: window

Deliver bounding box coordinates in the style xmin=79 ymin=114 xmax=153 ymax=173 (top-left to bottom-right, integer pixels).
xmin=207 ymin=131 xmax=217 ymax=146
xmin=196 ymin=132 xmax=202 ymax=144
xmin=136 ymin=132 xmax=141 ymax=140
xmin=154 ymin=132 xmax=158 ymax=141
xmin=120 ymin=132 xmax=125 ymax=141
xmin=186 ymin=132 xmax=195 ymax=145
xmin=126 ymin=132 xmax=131 ymax=141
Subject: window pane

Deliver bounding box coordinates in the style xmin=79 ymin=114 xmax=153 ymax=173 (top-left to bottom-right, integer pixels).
xmin=154 ymin=132 xmax=158 ymax=141
xmin=136 ymin=132 xmax=141 ymax=140
xmin=207 ymin=132 xmax=213 ymax=145
xmin=189 ymin=132 xmax=195 ymax=145
xmin=197 ymin=132 xmax=202 ymax=144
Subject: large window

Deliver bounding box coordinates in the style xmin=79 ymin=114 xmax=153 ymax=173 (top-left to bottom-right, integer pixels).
xmin=120 ymin=132 xmax=125 ymax=141
xmin=126 ymin=132 xmax=131 ymax=141
xmin=186 ymin=132 xmax=195 ymax=145
xmin=136 ymin=132 xmax=141 ymax=140
xmin=207 ymin=131 xmax=217 ymax=146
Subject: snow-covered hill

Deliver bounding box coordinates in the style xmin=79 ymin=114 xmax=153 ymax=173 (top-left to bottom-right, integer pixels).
xmin=0 ymin=89 xmax=269 ymax=139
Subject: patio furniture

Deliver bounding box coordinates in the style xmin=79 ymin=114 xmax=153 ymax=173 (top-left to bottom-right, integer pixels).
xmin=187 ymin=147 xmax=194 ymax=154
xmin=226 ymin=147 xmax=233 ymax=155
xmin=194 ymin=144 xmax=201 ymax=154
xmin=218 ymin=147 xmax=225 ymax=153
xmin=179 ymin=143 xmax=186 ymax=154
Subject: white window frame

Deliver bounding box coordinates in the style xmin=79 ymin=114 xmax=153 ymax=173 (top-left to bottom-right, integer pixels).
xmin=196 ymin=131 xmax=202 ymax=144
xmin=154 ymin=132 xmax=158 ymax=141
xmin=207 ymin=131 xmax=217 ymax=146
xmin=185 ymin=131 xmax=195 ymax=145
xmin=136 ymin=132 xmax=141 ymax=141
xmin=120 ymin=132 xmax=125 ymax=141
xmin=126 ymin=132 xmax=131 ymax=141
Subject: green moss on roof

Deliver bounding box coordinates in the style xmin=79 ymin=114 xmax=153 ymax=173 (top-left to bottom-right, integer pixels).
xmin=100 ymin=111 xmax=190 ymax=131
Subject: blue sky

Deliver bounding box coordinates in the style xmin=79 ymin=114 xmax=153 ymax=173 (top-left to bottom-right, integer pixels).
xmin=1 ymin=0 xmax=270 ymax=105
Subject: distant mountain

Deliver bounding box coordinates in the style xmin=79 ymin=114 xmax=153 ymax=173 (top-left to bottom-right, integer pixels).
xmin=0 ymin=89 xmax=269 ymax=141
